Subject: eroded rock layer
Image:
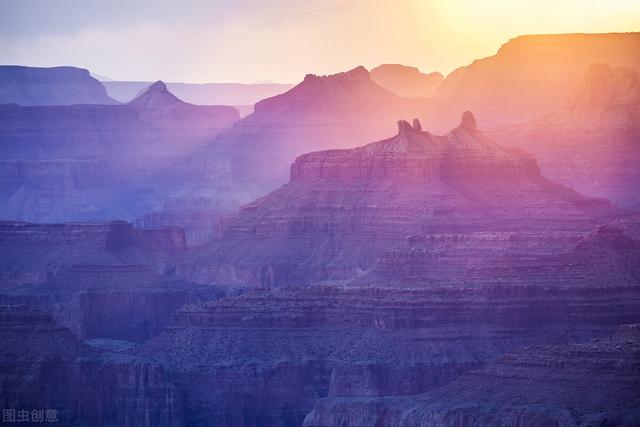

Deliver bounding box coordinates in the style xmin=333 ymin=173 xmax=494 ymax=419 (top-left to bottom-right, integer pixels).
xmin=303 ymin=325 xmax=640 ymax=427
xmin=0 ymin=306 xmax=184 ymax=427
xmin=185 ymin=113 xmax=614 ymax=286
xmin=0 ymin=221 xmax=226 ymax=342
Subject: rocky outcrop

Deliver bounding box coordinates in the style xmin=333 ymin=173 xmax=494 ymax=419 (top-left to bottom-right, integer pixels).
xmin=371 ymin=64 xmax=443 ymax=97
xmin=435 ymin=32 xmax=640 ymax=127
xmin=488 ymin=64 xmax=640 ymax=208
xmin=128 ymin=80 xmax=240 ymax=129
xmin=0 ymin=66 xmax=118 ymax=105
xmin=185 ymin=113 xmax=613 ymax=287
xmin=303 ymin=325 xmax=640 ymax=427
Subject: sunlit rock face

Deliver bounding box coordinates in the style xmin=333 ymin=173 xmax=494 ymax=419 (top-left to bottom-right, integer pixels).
xmin=0 ymin=81 xmax=240 ymax=240
xmin=199 ymin=66 xmax=441 ymax=197
xmin=184 ymin=112 xmax=613 ymax=287
xmin=0 ymin=66 xmax=118 ymax=106
xmin=303 ymin=325 xmax=640 ymax=427
xmin=489 ymin=64 xmax=640 ymax=208
xmin=434 ymin=33 xmax=640 ymax=128
xmin=370 ymin=64 xmax=444 ymax=97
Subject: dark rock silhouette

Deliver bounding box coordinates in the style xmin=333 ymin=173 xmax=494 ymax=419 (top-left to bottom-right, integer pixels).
xmin=0 ymin=66 xmax=118 ymax=105
xmin=103 ymin=80 xmax=294 ymax=108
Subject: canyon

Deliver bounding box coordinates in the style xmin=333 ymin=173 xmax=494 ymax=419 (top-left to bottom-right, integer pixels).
xmin=1 ymin=31 xmax=639 ymax=427
xmin=0 ymin=220 xmax=228 ymax=342
xmin=0 ymin=80 xmax=240 ymax=242
xmin=303 ymin=324 xmax=640 ymax=427
xmin=4 ymin=211 xmax=636 ymax=426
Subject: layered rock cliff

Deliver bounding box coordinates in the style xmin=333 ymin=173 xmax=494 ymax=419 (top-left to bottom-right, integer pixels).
xmin=0 ymin=305 xmax=184 ymax=426
xmin=0 ymin=221 xmax=230 ymax=342
xmin=0 ymin=65 xmax=118 ymax=106
xmin=303 ymin=325 xmax=640 ymax=427
xmin=137 ymin=287 xmax=574 ymax=427
xmin=185 ymin=112 xmax=613 ymax=286
xmin=489 ymin=63 xmax=640 ymax=208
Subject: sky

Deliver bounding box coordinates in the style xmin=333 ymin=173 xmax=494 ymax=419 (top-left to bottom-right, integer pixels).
xmin=0 ymin=0 xmax=639 ymax=83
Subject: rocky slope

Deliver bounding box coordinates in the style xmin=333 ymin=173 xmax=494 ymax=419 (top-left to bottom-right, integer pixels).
xmin=435 ymin=32 xmax=640 ymax=127
xmin=488 ymin=63 xmax=640 ymax=208
xmin=0 ymin=65 xmax=118 ymax=105
xmin=0 ymin=82 xmax=240 ymax=239
xmin=370 ymin=64 xmax=443 ymax=97
xmin=303 ymin=324 xmax=640 ymax=427
xmin=185 ymin=112 xmax=614 ymax=287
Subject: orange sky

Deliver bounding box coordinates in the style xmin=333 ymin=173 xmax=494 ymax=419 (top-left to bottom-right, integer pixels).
xmin=1 ymin=0 xmax=639 ymax=82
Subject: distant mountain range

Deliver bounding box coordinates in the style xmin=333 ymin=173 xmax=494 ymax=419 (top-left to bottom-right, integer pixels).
xmin=102 ymin=80 xmax=294 ymax=114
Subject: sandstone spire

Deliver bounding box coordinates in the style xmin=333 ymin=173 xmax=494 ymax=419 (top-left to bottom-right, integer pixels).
xmin=460 ymin=110 xmax=477 ymax=132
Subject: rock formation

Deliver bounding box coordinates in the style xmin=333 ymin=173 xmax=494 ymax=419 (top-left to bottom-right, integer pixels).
xmin=0 ymin=83 xmax=240 ymax=240
xmin=199 ymin=66 xmax=440 ymax=198
xmin=488 ymin=63 xmax=640 ymax=208
xmin=0 ymin=66 xmax=118 ymax=105
xmin=185 ymin=112 xmax=613 ymax=286
xmin=370 ymin=64 xmax=444 ymax=97
xmin=0 ymin=305 xmax=184 ymax=426
xmin=102 ymin=80 xmax=293 ymax=107
xmin=435 ymin=32 xmax=640 ymax=127
xmin=140 ymin=213 xmax=640 ymax=427
xmin=0 ymin=221 xmax=229 ymax=341
xmin=303 ymin=325 xmax=640 ymax=427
